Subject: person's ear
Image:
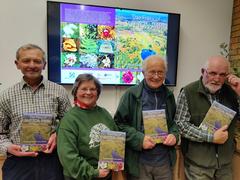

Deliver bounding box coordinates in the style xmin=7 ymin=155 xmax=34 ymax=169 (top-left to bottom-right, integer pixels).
xmin=43 ymin=61 xmax=47 ymax=70
xmin=15 ymin=60 xmax=20 ymax=69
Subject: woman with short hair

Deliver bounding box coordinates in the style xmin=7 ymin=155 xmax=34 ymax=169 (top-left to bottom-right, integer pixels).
xmin=57 ymin=74 xmax=118 ymax=180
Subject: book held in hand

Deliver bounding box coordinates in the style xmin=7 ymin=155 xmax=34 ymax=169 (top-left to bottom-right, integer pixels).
xmin=98 ymin=130 xmax=126 ymax=171
xmin=143 ymin=109 xmax=168 ymax=144
xmin=199 ymin=101 xmax=236 ymax=133
xmin=19 ymin=112 xmax=54 ymax=152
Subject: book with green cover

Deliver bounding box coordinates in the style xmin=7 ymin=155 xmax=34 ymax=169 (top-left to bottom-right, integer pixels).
xmin=199 ymin=101 xmax=236 ymax=133
xmin=143 ymin=109 xmax=168 ymax=144
xmin=98 ymin=130 xmax=126 ymax=171
xmin=19 ymin=113 xmax=54 ymax=152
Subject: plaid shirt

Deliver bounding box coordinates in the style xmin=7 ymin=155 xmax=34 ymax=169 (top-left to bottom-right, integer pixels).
xmin=0 ymin=78 xmax=71 ymax=155
xmin=175 ymin=89 xmax=215 ymax=143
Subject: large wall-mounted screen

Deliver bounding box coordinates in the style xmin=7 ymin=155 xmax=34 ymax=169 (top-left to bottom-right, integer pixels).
xmin=47 ymin=1 xmax=180 ymax=85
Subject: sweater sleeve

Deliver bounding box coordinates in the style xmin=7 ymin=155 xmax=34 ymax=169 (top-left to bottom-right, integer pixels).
xmin=166 ymin=93 xmax=180 ymax=144
xmin=0 ymin=93 xmax=13 ymax=155
xmin=57 ymin=116 xmax=99 ymax=180
xmin=114 ymin=92 xmax=144 ymax=151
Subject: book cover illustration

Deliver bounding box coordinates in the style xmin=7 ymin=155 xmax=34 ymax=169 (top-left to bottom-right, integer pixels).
xmin=199 ymin=101 xmax=236 ymax=133
xmin=19 ymin=113 xmax=54 ymax=152
xmin=143 ymin=109 xmax=168 ymax=144
xmin=98 ymin=130 xmax=126 ymax=171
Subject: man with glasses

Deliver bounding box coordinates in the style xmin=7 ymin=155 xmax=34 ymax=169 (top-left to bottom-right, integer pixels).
xmin=175 ymin=55 xmax=240 ymax=180
xmin=114 ymin=55 xmax=179 ymax=180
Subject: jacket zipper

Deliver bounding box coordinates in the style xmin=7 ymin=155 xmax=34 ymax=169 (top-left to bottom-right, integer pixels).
xmin=215 ymin=145 xmax=220 ymax=168
xmin=154 ymin=92 xmax=158 ymax=110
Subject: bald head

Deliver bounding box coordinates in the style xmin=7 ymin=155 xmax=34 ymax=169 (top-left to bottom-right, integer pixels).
xmin=203 ymin=55 xmax=230 ymax=73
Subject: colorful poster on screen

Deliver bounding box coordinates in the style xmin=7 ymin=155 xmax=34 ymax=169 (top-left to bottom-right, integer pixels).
xmin=59 ymin=3 xmax=168 ymax=85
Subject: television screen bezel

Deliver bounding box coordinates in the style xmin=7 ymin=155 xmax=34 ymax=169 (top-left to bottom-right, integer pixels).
xmin=47 ymin=1 xmax=180 ymax=86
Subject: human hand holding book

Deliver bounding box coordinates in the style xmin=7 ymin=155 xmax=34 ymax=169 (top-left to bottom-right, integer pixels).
xmin=163 ymin=134 xmax=176 ymax=146
xmin=213 ymin=125 xmax=228 ymax=144
xmin=143 ymin=135 xmax=156 ymax=149
xmin=7 ymin=133 xmax=56 ymax=156
xmin=98 ymin=169 xmax=110 ymax=178
xmin=43 ymin=132 xmax=57 ymax=153
xmin=7 ymin=144 xmax=38 ymax=157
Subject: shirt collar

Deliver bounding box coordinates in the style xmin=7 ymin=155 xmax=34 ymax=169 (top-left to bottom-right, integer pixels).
xmin=143 ymin=79 xmax=164 ymax=93
xmin=20 ymin=76 xmax=46 ymax=90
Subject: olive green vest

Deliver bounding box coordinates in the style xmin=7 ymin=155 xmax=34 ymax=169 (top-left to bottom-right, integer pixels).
xmin=182 ymin=79 xmax=238 ymax=168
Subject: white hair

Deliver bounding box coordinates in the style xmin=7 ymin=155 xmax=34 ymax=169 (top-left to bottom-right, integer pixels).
xmin=142 ymin=55 xmax=168 ymax=72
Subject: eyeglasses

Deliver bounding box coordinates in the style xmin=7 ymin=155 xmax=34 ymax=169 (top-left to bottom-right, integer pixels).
xmin=79 ymin=88 xmax=97 ymax=93
xmin=204 ymin=69 xmax=228 ymax=78
xmin=147 ymin=71 xmax=165 ymax=77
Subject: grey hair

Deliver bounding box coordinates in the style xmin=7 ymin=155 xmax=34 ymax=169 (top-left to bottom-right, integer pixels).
xmin=71 ymin=74 xmax=102 ymax=99
xmin=203 ymin=55 xmax=230 ymax=72
xmin=142 ymin=55 xmax=168 ymax=72
xmin=16 ymin=44 xmax=46 ymax=62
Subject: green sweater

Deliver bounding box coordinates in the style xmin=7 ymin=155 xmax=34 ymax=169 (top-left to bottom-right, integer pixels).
xmin=114 ymin=81 xmax=179 ymax=177
xmin=57 ymin=106 xmax=118 ymax=180
xmin=182 ymin=79 xmax=239 ymax=168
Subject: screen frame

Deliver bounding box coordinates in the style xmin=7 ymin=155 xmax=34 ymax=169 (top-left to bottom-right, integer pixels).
xmin=47 ymin=1 xmax=180 ymax=86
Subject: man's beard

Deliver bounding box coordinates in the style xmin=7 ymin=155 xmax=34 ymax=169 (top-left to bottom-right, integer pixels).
xmin=205 ymin=83 xmax=222 ymax=94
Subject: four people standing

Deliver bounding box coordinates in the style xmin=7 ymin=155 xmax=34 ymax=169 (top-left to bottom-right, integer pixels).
xmin=2 ymin=44 xmax=240 ymax=180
